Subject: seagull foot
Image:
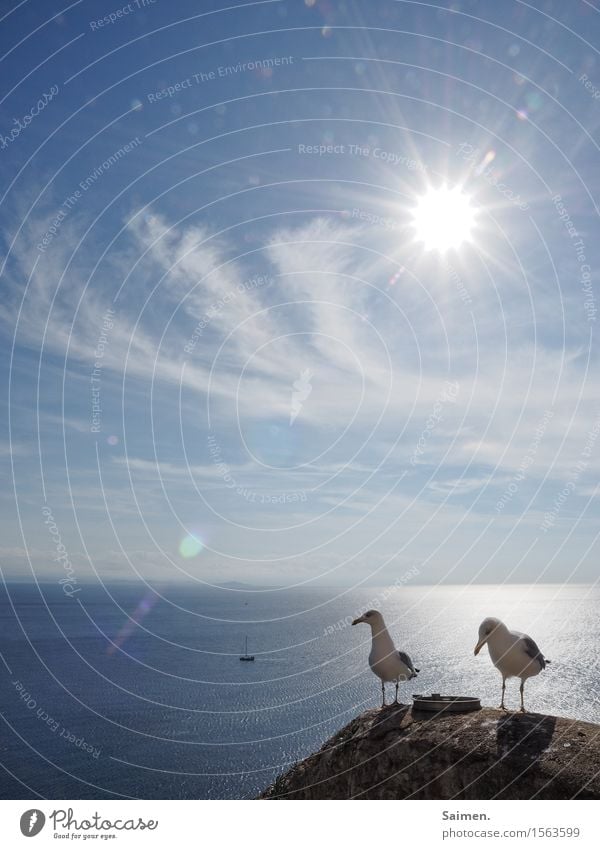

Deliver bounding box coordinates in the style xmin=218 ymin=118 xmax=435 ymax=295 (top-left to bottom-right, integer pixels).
xmin=498 ymin=704 xmax=508 ymax=711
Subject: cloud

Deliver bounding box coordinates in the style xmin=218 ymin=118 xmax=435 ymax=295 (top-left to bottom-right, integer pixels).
xmin=3 ymin=200 xmax=600 ymax=584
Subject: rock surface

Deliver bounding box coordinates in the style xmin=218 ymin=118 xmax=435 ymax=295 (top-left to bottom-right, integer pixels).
xmin=260 ymin=705 xmax=600 ymax=799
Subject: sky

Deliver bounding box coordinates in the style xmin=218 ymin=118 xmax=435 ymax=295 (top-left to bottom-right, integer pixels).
xmin=1 ymin=0 xmax=600 ymax=588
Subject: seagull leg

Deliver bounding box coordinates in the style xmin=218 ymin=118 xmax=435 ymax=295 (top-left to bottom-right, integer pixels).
xmin=499 ymin=678 xmax=507 ymax=710
xmin=381 ymin=680 xmax=386 ymax=707
xmin=394 ymin=681 xmax=399 ymax=704
xmin=519 ymin=680 xmax=526 ymax=713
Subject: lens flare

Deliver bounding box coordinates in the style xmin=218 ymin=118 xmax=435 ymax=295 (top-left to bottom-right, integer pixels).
xmin=474 ymin=149 xmax=496 ymax=175
xmin=388 ymin=266 xmax=405 ymax=286
xmin=107 ymin=592 xmax=158 ymax=656
xmin=179 ymin=533 xmax=204 ymax=558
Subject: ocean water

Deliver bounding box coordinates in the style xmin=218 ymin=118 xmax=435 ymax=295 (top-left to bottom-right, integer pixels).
xmin=0 ymin=582 xmax=598 ymax=799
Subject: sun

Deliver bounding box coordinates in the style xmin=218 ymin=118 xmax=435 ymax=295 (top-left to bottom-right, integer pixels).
xmin=411 ymin=185 xmax=477 ymax=252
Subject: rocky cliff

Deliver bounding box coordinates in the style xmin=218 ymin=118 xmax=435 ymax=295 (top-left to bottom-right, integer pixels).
xmin=260 ymin=705 xmax=600 ymax=799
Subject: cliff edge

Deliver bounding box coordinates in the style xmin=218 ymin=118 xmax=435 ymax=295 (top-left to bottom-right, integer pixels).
xmin=260 ymin=705 xmax=600 ymax=799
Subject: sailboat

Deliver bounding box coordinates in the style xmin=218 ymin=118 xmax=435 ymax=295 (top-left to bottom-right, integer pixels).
xmin=239 ymin=636 xmax=254 ymax=662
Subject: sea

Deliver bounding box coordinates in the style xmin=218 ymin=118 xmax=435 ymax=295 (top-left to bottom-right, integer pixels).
xmin=0 ymin=582 xmax=598 ymax=799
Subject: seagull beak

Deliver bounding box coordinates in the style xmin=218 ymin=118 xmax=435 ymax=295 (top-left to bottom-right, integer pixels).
xmin=474 ymin=637 xmax=487 ymax=656
xmin=352 ymin=616 xmax=365 ymax=626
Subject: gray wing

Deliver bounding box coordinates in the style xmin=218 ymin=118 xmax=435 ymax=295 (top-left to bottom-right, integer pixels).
xmin=521 ymin=635 xmax=546 ymax=670
xmin=398 ymin=651 xmax=418 ymax=678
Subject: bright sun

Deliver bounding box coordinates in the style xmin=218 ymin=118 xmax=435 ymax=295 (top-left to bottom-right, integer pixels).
xmin=411 ymin=185 xmax=477 ymax=252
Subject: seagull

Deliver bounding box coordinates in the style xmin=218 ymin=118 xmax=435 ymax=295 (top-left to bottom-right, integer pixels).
xmin=474 ymin=617 xmax=550 ymax=712
xmin=352 ymin=610 xmax=419 ymax=706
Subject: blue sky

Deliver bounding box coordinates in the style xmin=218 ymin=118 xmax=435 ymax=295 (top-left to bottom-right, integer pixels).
xmin=2 ymin=0 xmax=600 ymax=587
